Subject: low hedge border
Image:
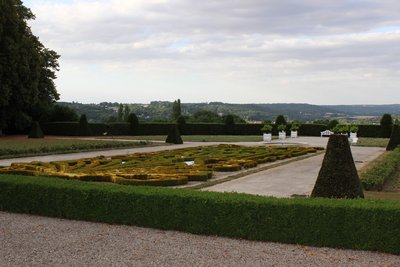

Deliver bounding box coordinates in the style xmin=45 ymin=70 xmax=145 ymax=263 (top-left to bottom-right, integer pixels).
xmin=0 ymin=174 xmax=400 ymax=255
xmin=360 ymin=148 xmax=400 ymax=191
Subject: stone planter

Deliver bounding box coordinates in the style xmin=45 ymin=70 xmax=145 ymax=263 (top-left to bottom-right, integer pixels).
xmin=263 ymin=133 xmax=272 ymax=142
xmin=349 ymin=132 xmax=358 ymax=144
xmin=278 ymin=131 xmax=286 ymax=140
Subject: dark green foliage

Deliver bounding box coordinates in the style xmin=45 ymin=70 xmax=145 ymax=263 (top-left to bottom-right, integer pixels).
xmin=332 ymin=124 xmax=349 ymax=134
xmin=176 ymin=115 xmax=186 ymax=125
xmin=361 ymin=148 xmax=400 ymax=190
xmin=165 ymin=124 xmax=183 ymax=144
xmin=275 ymin=115 xmax=287 ymax=125
xmin=188 ymin=110 xmax=222 ymax=123
xmin=311 ymin=135 xmax=364 ymax=199
xmin=123 ymin=105 xmax=131 ymax=122
xmin=223 ymin=114 xmax=235 ymax=126
xmin=41 ymin=122 xmax=388 ymax=137
xmin=176 ymin=115 xmax=186 ymax=133
xmin=78 ymin=114 xmax=91 ymax=136
xmin=28 ymin=121 xmax=44 ymax=138
xmin=49 ymin=104 xmax=79 ymax=122
xmin=327 ymin=119 xmax=339 ymax=130
xmin=386 ymin=124 xmax=400 ymax=151
xmin=127 ymin=113 xmax=139 ymax=135
xmin=0 ymin=1 xmax=59 ymax=132
xmin=172 ymin=99 xmax=182 ymax=120
xmin=1 ymin=174 xmax=400 ymax=255
xmin=380 ymin=113 xmax=393 ymax=138
xmin=117 ymin=104 xmax=124 ymax=121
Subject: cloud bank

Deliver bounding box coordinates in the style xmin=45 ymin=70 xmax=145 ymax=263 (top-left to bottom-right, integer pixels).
xmin=27 ymin=0 xmax=400 ymax=104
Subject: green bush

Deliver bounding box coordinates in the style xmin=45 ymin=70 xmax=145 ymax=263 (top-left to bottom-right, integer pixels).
xmin=1 ymin=174 xmax=400 ymax=255
xmin=311 ymin=135 xmax=364 ymax=198
xmin=380 ymin=113 xmax=393 ymax=138
xmin=361 ymin=148 xmax=400 ymax=190
xmin=127 ymin=113 xmax=139 ymax=135
xmin=261 ymin=124 xmax=272 ymax=133
xmin=386 ymin=124 xmax=400 ymax=151
xmin=78 ymin=114 xmax=91 ymax=136
xmin=28 ymin=121 xmax=44 ymax=138
xmin=165 ymin=124 xmax=183 ymax=144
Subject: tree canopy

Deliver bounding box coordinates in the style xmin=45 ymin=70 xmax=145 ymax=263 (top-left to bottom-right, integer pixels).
xmin=275 ymin=115 xmax=287 ymax=125
xmin=172 ymin=99 xmax=182 ymax=120
xmin=0 ymin=0 xmax=60 ymax=133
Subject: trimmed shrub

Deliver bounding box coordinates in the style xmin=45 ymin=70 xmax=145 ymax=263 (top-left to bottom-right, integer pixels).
xmin=275 ymin=115 xmax=287 ymax=125
xmin=380 ymin=113 xmax=393 ymax=138
xmin=78 ymin=114 xmax=91 ymax=136
xmin=127 ymin=113 xmax=139 ymax=135
xmin=1 ymin=174 xmax=400 ymax=255
xmin=386 ymin=124 xmax=400 ymax=151
xmin=361 ymin=148 xmax=400 ymax=190
xmin=311 ymin=135 xmax=364 ymax=198
xmin=165 ymin=124 xmax=183 ymax=144
xmin=176 ymin=115 xmax=186 ymax=133
xmin=28 ymin=121 xmax=44 ymax=138
xmin=327 ymin=119 xmax=339 ymax=130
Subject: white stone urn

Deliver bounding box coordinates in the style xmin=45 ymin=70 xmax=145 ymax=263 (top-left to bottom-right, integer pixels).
xmin=263 ymin=133 xmax=272 ymax=142
xmin=278 ymin=131 xmax=286 ymax=140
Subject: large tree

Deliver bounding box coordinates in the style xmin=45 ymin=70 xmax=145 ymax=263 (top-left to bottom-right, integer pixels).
xmin=172 ymin=99 xmax=181 ymax=121
xmin=0 ymin=0 xmax=60 ymax=134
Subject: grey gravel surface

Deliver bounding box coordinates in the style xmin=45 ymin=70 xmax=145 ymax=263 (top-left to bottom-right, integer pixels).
xmin=1 ymin=212 xmax=399 ymax=267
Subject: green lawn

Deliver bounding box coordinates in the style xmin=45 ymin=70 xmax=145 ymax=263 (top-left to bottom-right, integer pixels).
xmin=354 ymin=138 xmax=389 ymax=147
xmin=100 ymin=135 xmax=264 ymax=142
xmin=0 ymin=138 xmax=153 ymax=159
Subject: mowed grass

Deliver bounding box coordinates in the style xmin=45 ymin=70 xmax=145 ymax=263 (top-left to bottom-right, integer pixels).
xmin=354 ymin=138 xmax=389 ymax=147
xmin=0 ymin=137 xmax=153 ymax=159
xmin=100 ymin=135 xmax=263 ymax=142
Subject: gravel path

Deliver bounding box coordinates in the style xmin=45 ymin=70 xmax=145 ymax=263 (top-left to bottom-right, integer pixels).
xmin=1 ymin=211 xmax=399 ymax=267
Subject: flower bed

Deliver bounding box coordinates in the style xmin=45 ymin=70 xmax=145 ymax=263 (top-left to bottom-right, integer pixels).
xmin=0 ymin=144 xmax=323 ymax=186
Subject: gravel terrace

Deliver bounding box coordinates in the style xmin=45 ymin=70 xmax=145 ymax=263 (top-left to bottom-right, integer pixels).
xmin=1 ymin=212 xmax=399 ymax=267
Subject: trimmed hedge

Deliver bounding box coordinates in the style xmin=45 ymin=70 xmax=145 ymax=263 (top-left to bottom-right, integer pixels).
xmin=361 ymin=148 xmax=400 ymax=190
xmin=42 ymin=122 xmax=389 ymax=137
xmin=1 ymin=174 xmax=400 ymax=255
xmin=311 ymin=135 xmax=364 ymax=198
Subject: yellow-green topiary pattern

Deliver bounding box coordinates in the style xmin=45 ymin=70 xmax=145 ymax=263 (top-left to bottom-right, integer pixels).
xmin=0 ymin=145 xmax=322 ymax=186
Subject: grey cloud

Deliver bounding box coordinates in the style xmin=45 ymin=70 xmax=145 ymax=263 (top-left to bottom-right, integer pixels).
xmin=28 ymin=0 xmax=400 ymax=78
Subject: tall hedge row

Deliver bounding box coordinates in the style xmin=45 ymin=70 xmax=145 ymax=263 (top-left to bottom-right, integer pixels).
xmin=0 ymin=174 xmax=400 ymax=255
xmin=41 ymin=122 xmax=387 ymax=137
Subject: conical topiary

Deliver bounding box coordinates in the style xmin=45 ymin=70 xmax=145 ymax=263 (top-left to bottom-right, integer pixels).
xmin=78 ymin=114 xmax=91 ymax=136
xmin=165 ymin=124 xmax=183 ymax=144
xmin=386 ymin=124 xmax=400 ymax=151
xmin=311 ymin=134 xmax=364 ymax=198
xmin=28 ymin=121 xmax=44 ymax=138
xmin=127 ymin=113 xmax=139 ymax=135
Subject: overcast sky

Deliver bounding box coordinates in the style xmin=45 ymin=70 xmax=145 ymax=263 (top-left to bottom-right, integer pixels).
xmin=24 ymin=0 xmax=400 ymax=105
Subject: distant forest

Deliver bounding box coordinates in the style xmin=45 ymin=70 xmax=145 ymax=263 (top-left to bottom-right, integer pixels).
xmin=58 ymin=101 xmax=400 ymax=124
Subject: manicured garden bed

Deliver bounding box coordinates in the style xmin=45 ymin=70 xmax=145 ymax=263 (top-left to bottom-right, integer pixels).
xmin=0 ymin=174 xmax=399 ymax=255
xmin=0 ymin=144 xmax=322 ymax=186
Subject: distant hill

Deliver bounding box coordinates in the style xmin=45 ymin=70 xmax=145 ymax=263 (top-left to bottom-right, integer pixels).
xmin=57 ymin=101 xmax=400 ymax=123
xmin=323 ymin=105 xmax=400 ymax=116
